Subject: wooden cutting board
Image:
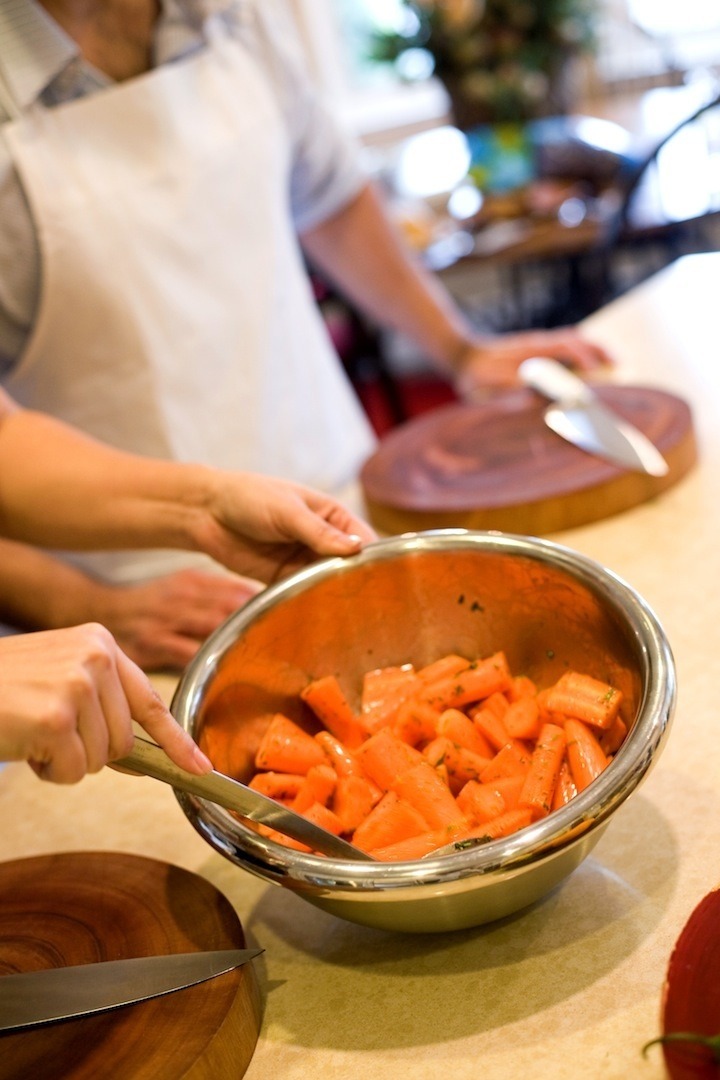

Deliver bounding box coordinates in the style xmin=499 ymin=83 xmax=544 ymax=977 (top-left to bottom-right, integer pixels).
xmin=0 ymin=852 xmax=262 ymax=1080
xmin=361 ymin=385 xmax=696 ymax=535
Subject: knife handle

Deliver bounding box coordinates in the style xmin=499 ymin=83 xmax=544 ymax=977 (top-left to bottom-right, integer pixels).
xmin=519 ymin=357 xmax=594 ymax=405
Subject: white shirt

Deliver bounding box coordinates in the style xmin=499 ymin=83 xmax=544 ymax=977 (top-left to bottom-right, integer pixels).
xmin=0 ymin=0 xmax=366 ymax=376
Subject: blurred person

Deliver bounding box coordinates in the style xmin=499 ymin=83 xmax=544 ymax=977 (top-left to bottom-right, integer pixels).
xmin=0 ymin=383 xmax=375 ymax=781
xmin=0 ymin=0 xmax=612 ymax=668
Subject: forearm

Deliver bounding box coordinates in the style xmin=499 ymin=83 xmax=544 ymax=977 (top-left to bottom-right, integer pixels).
xmin=0 ymin=400 xmax=210 ymax=552
xmin=300 ymin=181 xmax=477 ymax=373
xmin=0 ymin=538 xmax=103 ymax=630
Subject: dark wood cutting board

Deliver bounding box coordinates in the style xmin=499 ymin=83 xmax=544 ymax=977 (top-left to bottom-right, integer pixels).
xmin=360 ymin=385 xmax=696 ymax=535
xmin=0 ymin=852 xmax=262 ymax=1080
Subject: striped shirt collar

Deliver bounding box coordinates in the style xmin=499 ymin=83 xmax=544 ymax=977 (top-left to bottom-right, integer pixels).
xmin=0 ymin=1 xmax=245 ymax=116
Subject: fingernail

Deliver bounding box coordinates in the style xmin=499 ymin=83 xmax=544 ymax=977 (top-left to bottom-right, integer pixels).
xmin=346 ymin=533 xmax=363 ymax=546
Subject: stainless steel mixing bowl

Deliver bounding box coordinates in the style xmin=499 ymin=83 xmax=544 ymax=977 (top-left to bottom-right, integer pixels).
xmin=171 ymin=530 xmax=675 ymax=933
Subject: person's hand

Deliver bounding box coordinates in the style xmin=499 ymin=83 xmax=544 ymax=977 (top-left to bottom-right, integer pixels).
xmin=452 ymin=326 xmax=614 ymax=399
xmin=92 ymin=569 xmax=259 ymax=671
xmin=0 ymin=624 xmax=212 ymax=783
xmin=191 ymin=473 xmax=378 ymax=583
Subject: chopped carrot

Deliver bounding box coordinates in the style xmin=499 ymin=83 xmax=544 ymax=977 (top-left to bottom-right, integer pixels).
xmin=314 ymin=730 xmax=363 ymax=778
xmin=291 ymin=763 xmax=337 ymax=813
xmin=369 ymin=823 xmax=468 ymax=862
xmin=478 ymin=742 xmax=532 ymax=784
xmin=425 ymin=739 xmax=493 ymax=795
xmin=248 ymin=771 xmax=305 ymax=803
xmin=551 ymin=760 xmax=578 ymax=810
xmin=416 ymin=654 xmax=471 ymax=684
xmin=245 ymin=651 xmax=630 ymax=860
xmin=473 ymin=691 xmax=509 ymax=720
xmin=351 ymin=791 xmax=428 ymax=853
xmin=391 ymin=762 xmax=466 ymax=830
xmin=254 ymin=714 xmax=327 ymax=774
xmin=487 ymin=774 xmax=527 ymax=810
xmin=423 ymin=735 xmax=454 ymax=769
xmin=333 ymin=773 xmax=378 ymax=833
xmin=456 ymin=779 xmax=506 ymax=824
xmin=437 ymin=708 xmax=493 ymax=756
xmin=457 ymin=808 xmax=534 ymax=845
xmin=503 ymin=696 xmax=541 ymax=741
xmin=519 ymin=723 xmax=567 ymax=819
xmin=302 ymin=801 xmax=344 ymax=836
xmin=418 ymin=651 xmax=512 ymax=710
xmin=564 ymin=718 xmax=610 ymax=791
xmin=300 ymin=675 xmax=366 ymax=748
xmin=392 ymin=698 xmax=441 ymax=747
xmin=598 ymin=715 xmax=628 ymax=756
xmin=353 ymin=728 xmax=424 ymax=791
xmin=360 ymin=664 xmax=421 ymax=733
xmin=545 ymin=671 xmax=623 ymax=730
xmin=471 ymin=706 xmax=514 ymax=752
xmin=508 ymin=674 xmax=538 ymax=702
xmin=535 ymin=686 xmax=568 ymax=725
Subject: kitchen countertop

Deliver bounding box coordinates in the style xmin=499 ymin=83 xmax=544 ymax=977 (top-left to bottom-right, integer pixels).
xmin=1 ymin=253 xmax=719 ymax=1079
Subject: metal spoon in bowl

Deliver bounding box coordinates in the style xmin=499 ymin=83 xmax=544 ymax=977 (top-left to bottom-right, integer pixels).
xmin=114 ymin=736 xmax=374 ymax=861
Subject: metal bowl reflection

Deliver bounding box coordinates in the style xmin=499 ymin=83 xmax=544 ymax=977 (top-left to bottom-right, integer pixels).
xmin=171 ymin=530 xmax=675 ymax=933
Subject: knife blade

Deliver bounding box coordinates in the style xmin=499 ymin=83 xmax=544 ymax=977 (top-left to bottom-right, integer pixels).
xmin=519 ymin=357 xmax=669 ymax=477
xmin=0 ymin=948 xmax=263 ymax=1034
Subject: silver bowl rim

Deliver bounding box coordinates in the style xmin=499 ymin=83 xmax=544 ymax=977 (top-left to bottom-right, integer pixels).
xmin=171 ymin=529 xmax=676 ymax=894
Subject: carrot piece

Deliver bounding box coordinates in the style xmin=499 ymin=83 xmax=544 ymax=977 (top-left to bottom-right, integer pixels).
xmin=416 ymin=654 xmax=471 ymax=684
xmin=353 ymin=728 xmax=425 ymax=791
xmin=257 ymin=825 xmax=310 ymax=853
xmin=333 ymin=773 xmax=378 ymax=833
xmin=564 ymin=718 xmax=610 ymax=791
xmin=351 ymin=791 xmax=428 ymax=852
xmin=423 ymin=735 xmax=454 ymax=769
xmin=392 ymin=698 xmax=440 ymax=747
xmin=360 ymin=665 xmax=421 ymax=733
xmin=519 ymin=723 xmax=567 ymax=819
xmin=472 ymin=706 xmax=514 ymax=752
xmin=248 ymin=771 xmax=305 ymax=803
xmin=478 ymin=742 xmax=532 ymax=784
xmin=300 ymin=675 xmax=366 ymax=748
xmin=508 ymin=674 xmax=538 ymax=702
xmin=369 ymin=823 xmax=468 ymax=862
xmin=545 ymin=671 xmax=623 ymax=730
xmin=551 ymin=760 xmax=578 ymax=810
xmin=437 ymin=708 xmax=493 ymax=756
xmin=503 ymin=696 xmax=541 ymax=741
xmin=438 ymin=742 xmax=494 ymax=795
xmin=457 ymin=808 xmax=533 ymax=845
xmin=391 ymin=761 xmax=466 ymax=830
xmin=489 ymin=774 xmax=527 ymax=810
xmin=472 ymin=690 xmax=509 ymax=720
xmin=535 ymin=687 xmax=568 ymax=725
xmin=456 ymin=779 xmax=506 ymax=824
xmin=254 ymin=714 xmax=327 ymax=774
xmin=418 ymin=651 xmax=512 ymax=710
xmin=302 ymin=801 xmax=344 ymax=836
xmin=598 ymin=714 xmax=628 ymax=756
xmin=291 ymin=763 xmax=337 ymax=813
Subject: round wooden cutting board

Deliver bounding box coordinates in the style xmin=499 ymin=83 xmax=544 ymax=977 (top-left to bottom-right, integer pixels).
xmin=0 ymin=852 xmax=262 ymax=1080
xmin=360 ymin=384 xmax=696 ymax=535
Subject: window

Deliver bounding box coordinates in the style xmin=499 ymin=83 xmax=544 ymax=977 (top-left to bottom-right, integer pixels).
xmin=285 ymin=1 xmax=720 ymax=138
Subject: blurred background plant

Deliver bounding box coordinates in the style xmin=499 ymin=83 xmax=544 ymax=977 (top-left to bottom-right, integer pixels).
xmin=371 ymin=0 xmax=598 ymax=126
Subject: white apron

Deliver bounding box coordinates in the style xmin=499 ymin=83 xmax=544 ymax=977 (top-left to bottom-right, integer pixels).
xmin=3 ymin=19 xmax=375 ymax=582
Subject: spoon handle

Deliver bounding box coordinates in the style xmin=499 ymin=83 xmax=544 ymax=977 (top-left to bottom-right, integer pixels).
xmin=115 ymin=736 xmax=373 ymax=861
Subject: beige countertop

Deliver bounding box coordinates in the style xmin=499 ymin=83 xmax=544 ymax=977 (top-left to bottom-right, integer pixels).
xmin=2 ymin=253 xmax=719 ymax=1079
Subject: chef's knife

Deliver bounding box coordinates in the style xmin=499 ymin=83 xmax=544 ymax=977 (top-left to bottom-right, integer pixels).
xmin=519 ymin=357 xmax=669 ymax=476
xmin=0 ymin=948 xmax=262 ymax=1034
